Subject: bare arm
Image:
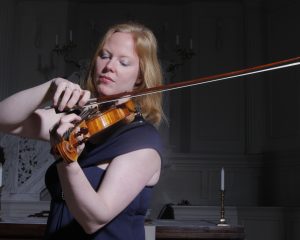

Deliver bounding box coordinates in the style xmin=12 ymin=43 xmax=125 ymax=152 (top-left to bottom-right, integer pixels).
xmin=0 ymin=78 xmax=91 ymax=140
xmin=57 ymin=148 xmax=161 ymax=234
xmin=0 ymin=80 xmax=53 ymax=131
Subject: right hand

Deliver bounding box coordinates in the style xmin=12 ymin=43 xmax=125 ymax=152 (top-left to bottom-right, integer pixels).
xmin=50 ymin=78 xmax=91 ymax=112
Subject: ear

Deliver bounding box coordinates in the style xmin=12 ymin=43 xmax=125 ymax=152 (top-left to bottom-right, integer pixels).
xmin=135 ymin=72 xmax=143 ymax=86
xmin=135 ymin=77 xmax=142 ymax=86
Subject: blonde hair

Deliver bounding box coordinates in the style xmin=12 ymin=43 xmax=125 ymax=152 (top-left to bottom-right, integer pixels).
xmin=84 ymin=22 xmax=164 ymax=126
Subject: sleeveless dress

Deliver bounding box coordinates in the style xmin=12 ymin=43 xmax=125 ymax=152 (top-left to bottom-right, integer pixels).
xmin=44 ymin=118 xmax=163 ymax=239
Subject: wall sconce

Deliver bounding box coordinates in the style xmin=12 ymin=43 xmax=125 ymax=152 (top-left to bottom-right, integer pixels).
xmin=166 ymin=34 xmax=195 ymax=78
xmin=52 ymin=30 xmax=79 ymax=68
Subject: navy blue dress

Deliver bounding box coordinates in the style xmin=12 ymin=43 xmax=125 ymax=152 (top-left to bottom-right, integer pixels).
xmin=44 ymin=119 xmax=163 ymax=239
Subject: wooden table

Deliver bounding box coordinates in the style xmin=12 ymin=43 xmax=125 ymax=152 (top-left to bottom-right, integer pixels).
xmin=154 ymin=220 xmax=245 ymax=239
xmin=0 ymin=219 xmax=245 ymax=240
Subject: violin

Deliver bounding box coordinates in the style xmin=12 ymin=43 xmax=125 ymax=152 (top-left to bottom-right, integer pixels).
xmin=54 ymin=100 xmax=136 ymax=163
xmin=52 ymin=55 xmax=300 ymax=163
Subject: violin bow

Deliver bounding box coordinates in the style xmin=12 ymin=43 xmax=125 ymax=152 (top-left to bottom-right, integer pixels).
xmin=46 ymin=55 xmax=300 ymax=111
xmin=96 ymin=55 xmax=300 ymax=104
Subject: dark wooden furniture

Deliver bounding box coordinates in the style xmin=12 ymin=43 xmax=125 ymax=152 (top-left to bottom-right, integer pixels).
xmin=0 ymin=220 xmax=245 ymax=240
xmin=154 ymin=220 xmax=245 ymax=239
xmin=156 ymin=225 xmax=245 ymax=239
xmin=0 ymin=222 xmax=46 ymax=240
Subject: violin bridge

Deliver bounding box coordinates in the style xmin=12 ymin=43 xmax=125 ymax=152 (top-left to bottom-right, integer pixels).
xmin=80 ymin=104 xmax=100 ymax=119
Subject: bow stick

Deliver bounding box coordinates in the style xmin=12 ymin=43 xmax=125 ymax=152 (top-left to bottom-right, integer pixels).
xmin=98 ymin=55 xmax=300 ymax=104
xmin=47 ymin=55 xmax=300 ymax=111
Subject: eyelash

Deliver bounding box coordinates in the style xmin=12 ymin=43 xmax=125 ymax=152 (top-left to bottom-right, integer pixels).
xmin=120 ymin=61 xmax=129 ymax=66
xmin=99 ymin=52 xmax=129 ymax=66
xmin=100 ymin=53 xmax=110 ymax=59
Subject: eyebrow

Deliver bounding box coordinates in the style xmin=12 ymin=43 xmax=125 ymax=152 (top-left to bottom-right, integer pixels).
xmin=102 ymin=49 xmax=135 ymax=60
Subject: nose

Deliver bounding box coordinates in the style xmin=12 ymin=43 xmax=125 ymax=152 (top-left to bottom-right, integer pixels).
xmin=104 ymin=59 xmax=115 ymax=72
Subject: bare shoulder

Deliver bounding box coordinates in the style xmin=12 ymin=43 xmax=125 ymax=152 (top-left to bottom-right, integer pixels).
xmin=108 ymin=148 xmax=161 ymax=186
xmin=114 ymin=148 xmax=161 ymax=168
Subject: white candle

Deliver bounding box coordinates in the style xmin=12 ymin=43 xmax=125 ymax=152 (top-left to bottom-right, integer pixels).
xmin=190 ymin=38 xmax=193 ymax=49
xmin=55 ymin=34 xmax=58 ymax=45
xmin=69 ymin=30 xmax=73 ymax=42
xmin=176 ymin=34 xmax=179 ymax=46
xmin=221 ymin=167 xmax=225 ymax=191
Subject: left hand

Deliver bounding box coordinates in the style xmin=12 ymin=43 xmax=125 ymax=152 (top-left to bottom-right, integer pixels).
xmin=50 ymin=113 xmax=86 ymax=160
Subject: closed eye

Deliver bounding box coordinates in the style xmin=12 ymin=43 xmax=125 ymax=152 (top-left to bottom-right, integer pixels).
xmin=120 ymin=58 xmax=130 ymax=66
xmin=99 ymin=51 xmax=111 ymax=59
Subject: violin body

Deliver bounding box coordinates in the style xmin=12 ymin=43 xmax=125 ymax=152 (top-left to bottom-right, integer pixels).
xmin=55 ymin=100 xmax=136 ymax=163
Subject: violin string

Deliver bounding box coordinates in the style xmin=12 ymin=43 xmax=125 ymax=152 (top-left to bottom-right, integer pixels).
xmin=79 ymin=105 xmax=98 ymax=119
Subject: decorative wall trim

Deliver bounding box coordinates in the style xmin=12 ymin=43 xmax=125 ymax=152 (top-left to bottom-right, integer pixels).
xmin=1 ymin=199 xmax=49 ymax=220
xmin=164 ymin=153 xmax=263 ymax=168
xmin=151 ymin=153 xmax=264 ymax=219
xmin=171 ymin=205 xmax=300 ymax=240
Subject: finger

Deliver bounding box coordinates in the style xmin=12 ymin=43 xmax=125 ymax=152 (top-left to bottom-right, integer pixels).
xmin=60 ymin=113 xmax=82 ymax=124
xmin=74 ymin=126 xmax=84 ymax=140
xmin=52 ymin=78 xmax=67 ymax=106
xmin=49 ymin=121 xmax=74 ymax=148
xmin=56 ymin=122 xmax=75 ymax=138
xmin=58 ymin=84 xmax=83 ymax=110
xmin=78 ymin=90 xmax=92 ymax=107
xmin=76 ymin=142 xmax=85 ymax=155
xmin=58 ymin=114 xmax=81 ymax=137
xmin=66 ymin=88 xmax=83 ymax=109
xmin=58 ymin=86 xmax=73 ymax=111
xmin=73 ymin=126 xmax=86 ymax=155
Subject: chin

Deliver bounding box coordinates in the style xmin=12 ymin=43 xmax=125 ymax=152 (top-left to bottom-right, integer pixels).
xmin=98 ymin=87 xmax=117 ymax=97
xmin=98 ymin=85 xmax=133 ymax=97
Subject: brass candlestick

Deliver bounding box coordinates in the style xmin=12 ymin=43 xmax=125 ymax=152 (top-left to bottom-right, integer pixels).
xmin=217 ymin=190 xmax=229 ymax=226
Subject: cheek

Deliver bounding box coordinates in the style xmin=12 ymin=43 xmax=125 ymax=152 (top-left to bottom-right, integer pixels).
xmin=95 ymin=59 xmax=103 ymax=72
xmin=95 ymin=56 xmax=108 ymax=73
xmin=125 ymin=71 xmax=139 ymax=88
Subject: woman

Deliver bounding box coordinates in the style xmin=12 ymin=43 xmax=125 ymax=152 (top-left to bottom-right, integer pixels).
xmin=0 ymin=22 xmax=164 ymax=239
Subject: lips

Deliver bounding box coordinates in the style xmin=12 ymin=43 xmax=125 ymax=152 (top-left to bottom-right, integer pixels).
xmin=98 ymin=75 xmax=114 ymax=84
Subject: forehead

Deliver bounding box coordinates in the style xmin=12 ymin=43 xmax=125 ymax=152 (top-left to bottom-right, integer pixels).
xmin=103 ymin=32 xmax=137 ymax=56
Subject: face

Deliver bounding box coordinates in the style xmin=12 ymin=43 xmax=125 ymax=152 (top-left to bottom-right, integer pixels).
xmin=93 ymin=32 xmax=140 ymax=96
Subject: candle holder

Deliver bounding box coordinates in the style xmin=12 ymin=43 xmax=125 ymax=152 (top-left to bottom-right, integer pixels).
xmin=52 ymin=40 xmax=80 ymax=68
xmin=166 ymin=46 xmax=195 ymax=79
xmin=217 ymin=190 xmax=230 ymax=226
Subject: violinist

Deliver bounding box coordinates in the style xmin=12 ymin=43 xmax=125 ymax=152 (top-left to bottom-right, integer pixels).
xmin=0 ymin=22 xmax=164 ymax=239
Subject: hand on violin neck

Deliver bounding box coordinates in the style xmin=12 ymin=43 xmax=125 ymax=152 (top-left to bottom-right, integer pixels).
xmin=50 ymin=77 xmax=91 ymax=112
xmin=56 ymin=113 xmax=82 ymax=138
xmin=72 ymin=126 xmax=86 ymax=156
xmin=50 ymin=113 xmax=80 ymax=141
xmin=50 ymin=113 xmax=86 ymax=162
